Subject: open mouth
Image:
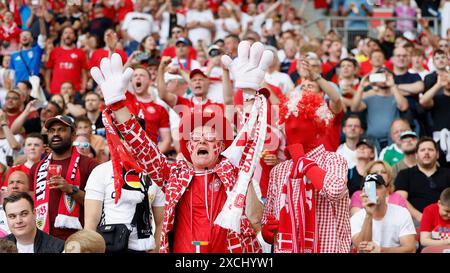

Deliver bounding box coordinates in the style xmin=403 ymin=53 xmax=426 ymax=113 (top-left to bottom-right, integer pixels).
xmin=197 ymin=148 xmax=209 ymax=156
xmin=51 ymin=137 xmax=62 ymax=144
xmin=136 ymin=82 xmax=142 ymax=88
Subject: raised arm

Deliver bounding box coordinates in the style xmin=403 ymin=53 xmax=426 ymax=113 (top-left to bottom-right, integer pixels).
xmin=157 ymin=56 xmax=177 ymax=108
xmin=387 ymin=73 xmax=409 ymax=112
xmin=90 ymin=53 xmax=172 ymax=185
xmin=420 ymin=73 xmax=447 ymax=109
xmin=351 ymin=75 xmax=369 ymax=112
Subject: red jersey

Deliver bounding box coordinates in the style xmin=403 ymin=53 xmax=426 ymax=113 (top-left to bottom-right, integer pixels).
xmin=161 ymin=46 xmax=197 ymax=61
xmin=125 ymin=92 xmax=170 ymax=143
xmin=46 ymin=47 xmax=88 ymax=94
xmin=322 ymin=61 xmax=339 ymax=84
xmin=359 ymin=60 xmax=394 ymax=76
xmin=173 ymin=172 xmax=229 ymax=253
xmin=175 ymin=96 xmax=224 ymax=118
xmin=89 ymin=48 xmax=128 ymax=69
xmin=420 ymin=203 xmax=450 ymax=240
xmin=116 ymin=0 xmax=134 ymax=22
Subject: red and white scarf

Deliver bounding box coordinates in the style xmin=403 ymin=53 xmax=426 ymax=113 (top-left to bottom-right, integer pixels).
xmin=34 ymin=147 xmax=82 ymax=233
xmin=102 ymin=109 xmax=144 ymax=203
xmin=277 ymin=158 xmax=319 ymax=253
xmin=215 ymin=93 xmax=267 ymax=233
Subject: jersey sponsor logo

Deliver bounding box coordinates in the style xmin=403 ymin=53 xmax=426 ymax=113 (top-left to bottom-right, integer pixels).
xmin=209 ymin=178 xmax=221 ymax=192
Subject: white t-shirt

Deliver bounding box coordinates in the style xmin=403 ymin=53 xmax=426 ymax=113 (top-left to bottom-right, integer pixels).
xmin=160 ymin=11 xmax=186 ymax=46
xmin=264 ymin=71 xmax=294 ymax=94
xmin=121 ymin=12 xmax=156 ymax=43
xmin=214 ymin=17 xmax=240 ymax=41
xmin=206 ymin=66 xmax=224 ymax=103
xmin=0 ymin=135 xmax=23 ymax=167
xmin=170 ymin=57 xmax=201 ymax=71
xmin=186 ymin=9 xmax=214 ymax=46
xmin=17 ymin=241 xmax=34 ymax=253
xmin=85 ymin=161 xmax=165 ymax=250
xmin=0 ymin=206 xmax=10 ymax=237
xmin=350 ymin=204 xmax=416 ymax=248
xmin=241 ymin=12 xmax=266 ymax=36
xmin=336 ymin=143 xmax=357 ymax=169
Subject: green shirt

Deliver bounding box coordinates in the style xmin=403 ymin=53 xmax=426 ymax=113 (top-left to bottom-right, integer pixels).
xmin=379 ymin=144 xmax=404 ymax=166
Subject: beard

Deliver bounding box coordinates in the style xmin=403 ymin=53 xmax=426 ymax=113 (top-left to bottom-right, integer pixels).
xmin=49 ymin=138 xmax=73 ymax=154
xmin=22 ymin=41 xmax=31 ymax=47
xmin=404 ymin=148 xmax=416 ymax=155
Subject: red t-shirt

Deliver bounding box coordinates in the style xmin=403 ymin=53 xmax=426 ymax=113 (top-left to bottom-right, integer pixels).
xmin=29 ymin=155 xmax=98 ymax=240
xmin=420 ymin=203 xmax=450 ymax=240
xmin=125 ymin=92 xmax=170 ymax=143
xmin=116 ymin=0 xmax=134 ymax=22
xmin=318 ymin=109 xmax=344 ymax=152
xmin=88 ymin=48 xmax=128 ymax=69
xmin=173 ymin=173 xmax=229 ymax=253
xmin=314 ymin=0 xmax=328 ymax=9
xmin=161 ymin=46 xmax=197 ymax=61
xmin=359 ymin=60 xmax=394 ymax=76
xmin=46 ymin=47 xmax=89 ymax=94
xmin=6 ymin=112 xmax=20 ymax=128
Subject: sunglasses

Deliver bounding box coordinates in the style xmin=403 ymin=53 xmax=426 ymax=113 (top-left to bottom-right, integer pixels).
xmin=73 ymin=141 xmax=90 ymax=148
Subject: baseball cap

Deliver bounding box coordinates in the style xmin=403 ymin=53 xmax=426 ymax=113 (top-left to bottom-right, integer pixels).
xmin=164 ymin=72 xmax=183 ymax=82
xmin=175 ymin=38 xmax=189 ymax=46
xmin=45 ymin=115 xmax=76 ymax=130
xmin=189 ymin=68 xmax=208 ymax=79
xmin=356 ymin=138 xmax=375 ymax=150
xmin=364 ymin=173 xmax=387 ymax=187
xmin=400 ymin=131 xmax=417 ymax=140
xmin=208 ymin=45 xmax=222 ymax=57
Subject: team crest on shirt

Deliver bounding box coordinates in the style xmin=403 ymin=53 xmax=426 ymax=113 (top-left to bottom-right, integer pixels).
xmin=147 ymin=106 xmax=156 ymax=114
xmin=28 ymin=51 xmax=33 ymax=59
xmin=70 ymin=53 xmax=78 ymax=59
xmin=64 ymin=194 xmax=76 ymax=213
xmin=209 ymin=178 xmax=221 ymax=192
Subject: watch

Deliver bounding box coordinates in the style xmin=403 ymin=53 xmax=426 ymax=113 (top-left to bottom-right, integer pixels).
xmin=69 ymin=185 xmax=79 ymax=196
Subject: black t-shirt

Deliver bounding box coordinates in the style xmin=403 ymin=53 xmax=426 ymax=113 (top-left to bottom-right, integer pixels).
xmin=430 ymin=90 xmax=450 ymax=132
xmin=380 ymin=41 xmax=395 ymax=60
xmin=88 ymin=18 xmax=114 ymax=48
xmin=394 ymin=71 xmax=422 ymax=94
xmin=93 ymin=114 xmax=105 ymax=137
xmin=24 ymin=117 xmax=42 ymax=134
xmin=347 ymin=167 xmax=364 ymax=198
xmin=424 ymin=71 xmax=437 ymax=92
xmin=395 ymin=166 xmax=450 ymax=212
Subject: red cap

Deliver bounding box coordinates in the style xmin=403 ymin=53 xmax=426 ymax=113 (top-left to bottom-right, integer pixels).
xmin=189 ymin=68 xmax=208 ymax=79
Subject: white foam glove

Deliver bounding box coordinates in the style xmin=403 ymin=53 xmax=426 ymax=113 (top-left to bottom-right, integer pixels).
xmin=221 ymin=41 xmax=273 ymax=90
xmin=90 ymin=53 xmax=133 ymax=106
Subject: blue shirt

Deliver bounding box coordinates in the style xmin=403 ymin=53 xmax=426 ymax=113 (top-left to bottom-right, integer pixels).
xmin=343 ymin=0 xmax=373 ymax=29
xmin=363 ymin=95 xmax=399 ymax=139
xmin=9 ymin=46 xmax=43 ymax=86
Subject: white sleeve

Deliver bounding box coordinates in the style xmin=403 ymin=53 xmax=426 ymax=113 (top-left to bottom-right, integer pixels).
xmin=177 ymin=13 xmax=186 ymax=26
xmin=350 ymin=210 xmax=365 ymax=238
xmin=398 ymin=207 xmax=417 ymax=237
xmin=121 ymin=13 xmax=132 ymax=30
xmin=148 ymin=184 xmax=165 ymax=207
xmin=85 ymin=163 xmax=108 ymax=201
xmin=185 ymin=10 xmax=193 ymax=23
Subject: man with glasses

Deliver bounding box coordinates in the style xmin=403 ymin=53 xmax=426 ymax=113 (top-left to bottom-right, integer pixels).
xmin=351 ymin=174 xmax=416 ymax=253
xmin=395 ymin=138 xmax=450 ymax=225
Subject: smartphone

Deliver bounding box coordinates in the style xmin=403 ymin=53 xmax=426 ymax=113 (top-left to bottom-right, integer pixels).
xmin=135 ymin=52 xmax=150 ymax=62
xmin=6 ymin=155 xmax=13 ymax=167
xmin=364 ymin=181 xmax=377 ymax=204
xmin=369 ymin=73 xmax=386 ymax=83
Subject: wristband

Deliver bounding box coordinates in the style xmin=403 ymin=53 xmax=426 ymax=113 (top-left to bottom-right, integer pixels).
xmin=109 ymin=100 xmax=127 ymax=111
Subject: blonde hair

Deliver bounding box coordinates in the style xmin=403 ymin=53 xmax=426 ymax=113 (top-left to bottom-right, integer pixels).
xmin=365 ymin=160 xmax=395 ymax=193
xmin=64 ymin=229 xmax=106 ymax=253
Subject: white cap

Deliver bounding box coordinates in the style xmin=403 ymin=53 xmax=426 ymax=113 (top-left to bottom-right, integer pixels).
xmin=164 ymin=73 xmax=183 ymax=82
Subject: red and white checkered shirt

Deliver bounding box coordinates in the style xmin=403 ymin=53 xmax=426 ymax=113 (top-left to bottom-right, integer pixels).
xmin=263 ymin=145 xmax=351 ymax=253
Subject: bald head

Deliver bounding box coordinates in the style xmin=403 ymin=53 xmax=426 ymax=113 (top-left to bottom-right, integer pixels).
xmin=7 ymin=171 xmax=30 ymax=195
